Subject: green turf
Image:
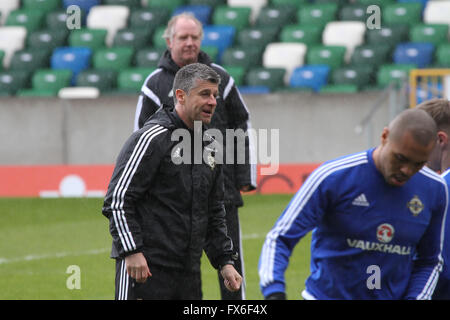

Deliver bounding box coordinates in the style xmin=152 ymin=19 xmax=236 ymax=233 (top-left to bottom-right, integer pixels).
xmin=0 ymin=195 xmax=311 ymax=300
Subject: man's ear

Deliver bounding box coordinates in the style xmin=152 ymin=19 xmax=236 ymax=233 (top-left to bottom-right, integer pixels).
xmin=175 ymin=89 xmax=185 ymax=104
xmin=380 ymin=127 xmax=389 ymax=145
xmin=438 ymin=131 xmax=448 ymax=146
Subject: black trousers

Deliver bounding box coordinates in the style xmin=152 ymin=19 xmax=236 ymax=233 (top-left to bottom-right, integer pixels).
xmin=115 ymin=259 xmax=202 ymax=300
xmin=217 ymin=204 xmax=245 ymax=300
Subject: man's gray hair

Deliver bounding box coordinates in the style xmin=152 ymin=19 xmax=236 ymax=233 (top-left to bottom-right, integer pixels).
xmin=162 ymin=12 xmax=204 ymax=41
xmin=173 ymin=63 xmax=221 ymax=103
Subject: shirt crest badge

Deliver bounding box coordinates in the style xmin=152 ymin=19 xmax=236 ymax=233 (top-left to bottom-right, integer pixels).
xmin=407 ymin=195 xmax=424 ymax=216
xmin=207 ymin=152 xmax=215 ymax=170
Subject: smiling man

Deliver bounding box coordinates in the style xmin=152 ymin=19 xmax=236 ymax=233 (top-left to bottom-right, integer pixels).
xmin=259 ymin=108 xmax=448 ymax=300
xmin=133 ymin=13 xmax=256 ymax=300
xmin=102 ymin=63 xmax=242 ymax=300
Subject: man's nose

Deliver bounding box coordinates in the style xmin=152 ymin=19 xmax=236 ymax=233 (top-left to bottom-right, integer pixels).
xmin=399 ymin=164 xmax=415 ymax=177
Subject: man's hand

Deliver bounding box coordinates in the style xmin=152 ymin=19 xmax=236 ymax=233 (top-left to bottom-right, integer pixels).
xmin=220 ymin=264 xmax=242 ymax=292
xmin=125 ymin=252 xmax=152 ymax=283
xmin=240 ymin=185 xmax=252 ymax=192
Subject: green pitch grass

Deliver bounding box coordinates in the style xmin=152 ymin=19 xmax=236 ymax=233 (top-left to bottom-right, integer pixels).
xmin=0 ymin=195 xmax=311 ymax=300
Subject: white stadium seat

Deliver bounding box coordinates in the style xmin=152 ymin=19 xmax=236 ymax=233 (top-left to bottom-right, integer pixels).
xmin=322 ymin=21 xmax=366 ymax=63
xmin=0 ymin=0 xmax=20 ymax=25
xmin=0 ymin=26 xmax=27 ymax=68
xmin=58 ymin=87 xmax=100 ymax=99
xmin=87 ymin=5 xmax=130 ymax=47
xmin=263 ymin=42 xmax=307 ymax=84
xmin=424 ymin=0 xmax=450 ymax=25
xmin=227 ymin=0 xmax=267 ymax=23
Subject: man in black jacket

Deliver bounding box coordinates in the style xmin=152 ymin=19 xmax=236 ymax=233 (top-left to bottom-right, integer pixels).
xmin=133 ymin=13 xmax=257 ymax=300
xmin=103 ymin=63 xmax=242 ymax=300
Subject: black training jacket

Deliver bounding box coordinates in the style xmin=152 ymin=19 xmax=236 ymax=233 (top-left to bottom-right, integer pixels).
xmin=133 ymin=50 xmax=257 ymax=206
xmin=102 ymin=105 xmax=234 ymax=272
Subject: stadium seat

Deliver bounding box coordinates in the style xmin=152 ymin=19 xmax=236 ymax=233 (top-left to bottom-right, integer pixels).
xmin=263 ymin=42 xmax=307 ymax=84
xmin=357 ymin=0 xmax=395 ymax=8
xmin=297 ymin=3 xmax=338 ymax=28
xmin=201 ymin=46 xmax=219 ymax=62
xmin=339 ymin=4 xmax=369 ymax=22
xmin=129 ymin=8 xmax=171 ymax=33
xmin=0 ymin=0 xmax=20 ymax=25
xmin=189 ymin=0 xmax=226 ymax=6
xmin=271 ymin=0 xmax=307 ymax=10
xmin=289 ymin=64 xmax=330 ymax=92
xmin=135 ymin=47 xmax=165 ymax=68
xmin=424 ymin=0 xmax=450 ymax=25
xmin=22 ymin=0 xmax=61 ymax=13
xmin=0 ymin=26 xmax=27 ymax=68
xmin=393 ymin=42 xmax=435 ymax=68
xmin=0 ymin=51 xmax=4 ymax=71
xmin=306 ymin=45 xmax=346 ymax=71
xmin=144 ymin=0 xmax=184 ymax=11
xmin=51 ymin=47 xmax=92 ymax=85
xmin=29 ymin=68 xmax=73 ymax=95
xmin=255 ymin=6 xmax=297 ymax=29
xmin=93 ymin=47 xmax=134 ymax=72
xmin=351 ymin=44 xmax=391 ymax=68
xmin=63 ymin=0 xmax=100 ymax=13
xmin=46 ymin=10 xmax=77 ymax=30
xmin=201 ymin=25 xmax=236 ymax=63
xmin=322 ymin=21 xmax=366 ymax=62
xmin=27 ymin=29 xmax=68 ymax=50
xmin=377 ymin=63 xmax=416 ymax=88
xmin=5 ymin=9 xmax=45 ymax=32
xmin=86 ymin=5 xmax=130 ymax=47
xmin=224 ymin=65 xmax=245 ymax=86
xmin=10 ymin=49 xmax=50 ymax=73
xmin=68 ymin=28 xmax=107 ymax=51
xmin=103 ymin=0 xmax=141 ymax=7
xmin=410 ymin=23 xmax=449 ymax=46
xmin=117 ymin=67 xmax=156 ymax=93
xmin=245 ymin=67 xmax=285 ymax=92
xmin=172 ymin=5 xmax=212 ymax=26
xmin=383 ymin=2 xmax=422 ymax=26
xmin=152 ymin=26 xmax=167 ymax=49
xmin=221 ymin=46 xmax=262 ymax=71
xmin=236 ymin=26 xmax=278 ymax=50
xmin=113 ymin=29 xmax=152 ymax=50
xmin=331 ymin=65 xmax=374 ymax=90
xmin=58 ymin=86 xmax=100 ymax=99
xmin=320 ymin=84 xmax=358 ymax=94
xmin=436 ymin=43 xmax=450 ymax=67
xmin=76 ymin=69 xmax=117 ymax=92
xmin=227 ymin=0 xmax=268 ymax=23
xmin=366 ymin=25 xmax=410 ymax=51
xmin=280 ymin=24 xmax=322 ymax=46
xmin=212 ymin=6 xmax=251 ymax=32
xmin=0 ymin=70 xmax=30 ymax=95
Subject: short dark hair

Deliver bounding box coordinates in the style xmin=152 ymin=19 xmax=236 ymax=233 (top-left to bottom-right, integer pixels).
xmin=416 ymin=98 xmax=450 ymax=134
xmin=172 ymin=63 xmax=221 ymax=103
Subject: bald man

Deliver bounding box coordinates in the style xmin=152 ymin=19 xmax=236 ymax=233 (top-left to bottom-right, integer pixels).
xmin=259 ymin=108 xmax=448 ymax=300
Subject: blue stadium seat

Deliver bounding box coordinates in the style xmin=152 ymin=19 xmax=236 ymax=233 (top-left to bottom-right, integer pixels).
xmin=201 ymin=25 xmax=236 ymax=63
xmin=172 ymin=5 xmax=212 ymax=25
xmin=289 ymin=65 xmax=330 ymax=92
xmin=393 ymin=42 xmax=435 ymax=68
xmin=63 ymin=0 xmax=100 ymax=13
xmin=51 ymin=47 xmax=92 ymax=85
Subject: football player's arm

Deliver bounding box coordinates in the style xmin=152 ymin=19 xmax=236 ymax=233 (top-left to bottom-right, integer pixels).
xmin=204 ymin=164 xmax=235 ymax=269
xmin=258 ymin=169 xmax=330 ymax=299
xmin=404 ymin=184 xmax=448 ymax=300
xmin=102 ymin=128 xmax=167 ymax=258
xmin=224 ymin=84 xmax=257 ymax=191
